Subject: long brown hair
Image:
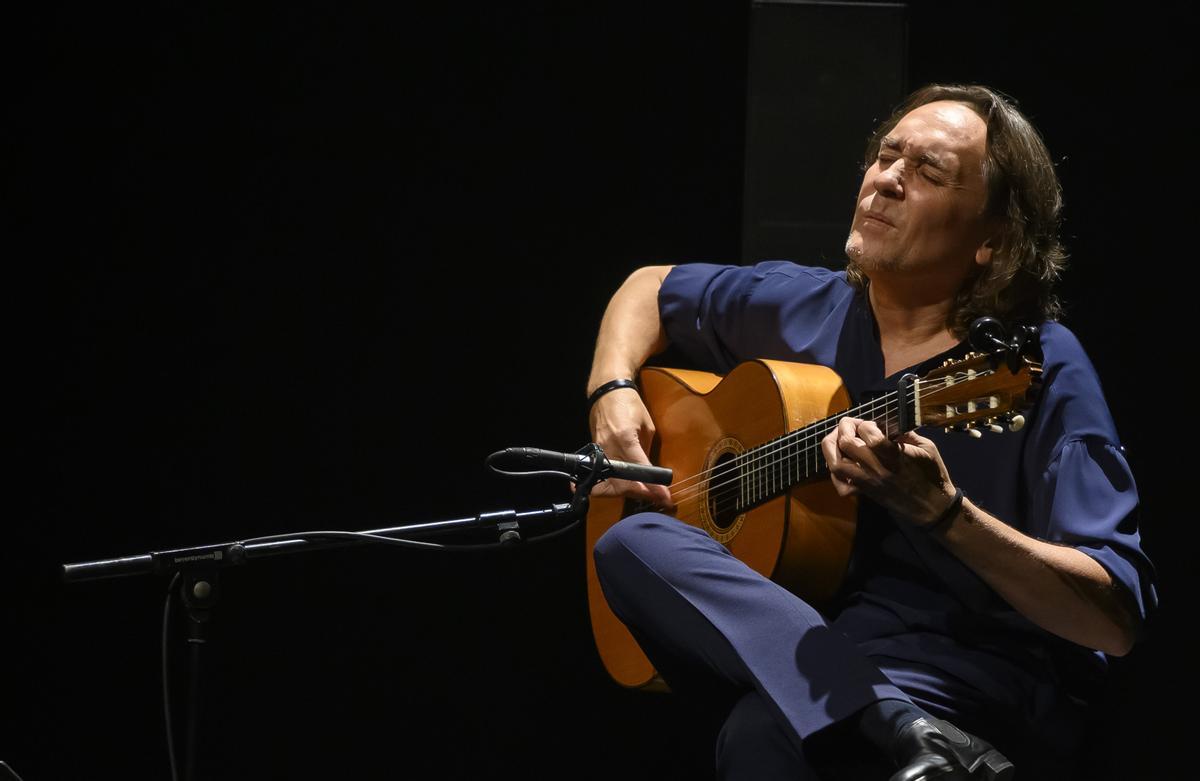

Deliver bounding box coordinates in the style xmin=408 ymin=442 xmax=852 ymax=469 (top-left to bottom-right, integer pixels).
xmin=846 ymin=84 xmax=1067 ymax=335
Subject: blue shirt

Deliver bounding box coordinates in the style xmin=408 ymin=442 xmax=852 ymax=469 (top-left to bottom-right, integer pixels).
xmin=657 ymin=261 xmax=1158 ymax=713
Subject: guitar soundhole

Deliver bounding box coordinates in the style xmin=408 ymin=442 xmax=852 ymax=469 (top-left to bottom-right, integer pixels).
xmin=708 ymin=451 xmax=743 ymax=531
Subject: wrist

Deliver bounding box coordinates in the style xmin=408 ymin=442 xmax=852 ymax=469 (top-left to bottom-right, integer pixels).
xmin=587 ymin=378 xmax=639 ymax=411
xmin=922 ymin=486 xmax=964 ymax=534
xmin=588 ymin=365 xmax=638 ymax=397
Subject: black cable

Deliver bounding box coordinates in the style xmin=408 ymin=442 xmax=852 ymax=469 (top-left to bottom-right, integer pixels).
xmin=507 ymin=514 xmax=585 ymax=545
xmin=483 ymin=451 xmax=577 ymax=481
xmin=163 ymin=572 xmax=181 ymax=781
xmin=239 ymin=522 xmax=583 ymax=554
xmin=483 ymin=467 xmax=578 ymax=480
xmin=152 ymin=520 xmax=585 ymax=781
xmin=240 ymin=530 xmax=447 ymax=550
xmin=237 ymin=448 xmax=598 ymax=555
xmin=151 ymin=464 xmax=591 ymax=781
xmin=483 ymin=443 xmax=608 ymax=482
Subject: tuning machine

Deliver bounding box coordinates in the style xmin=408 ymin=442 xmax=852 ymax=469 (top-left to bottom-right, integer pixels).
xmin=945 ymin=412 xmax=1026 ymax=437
xmin=983 ymin=414 xmax=1026 ymax=433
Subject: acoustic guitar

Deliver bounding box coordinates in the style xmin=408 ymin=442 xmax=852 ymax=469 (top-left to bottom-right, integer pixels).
xmin=584 ymin=351 xmax=1041 ymax=691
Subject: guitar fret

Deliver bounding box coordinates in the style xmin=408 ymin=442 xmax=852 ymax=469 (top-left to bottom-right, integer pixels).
xmin=763 ymin=448 xmax=768 ymax=500
xmin=739 ymin=451 xmax=746 ymax=510
xmin=726 ymin=389 xmax=914 ymax=514
xmin=757 ymin=451 xmax=763 ymax=503
xmin=807 ymin=428 xmax=813 ymax=479
xmin=759 ymin=449 xmax=765 ymax=502
xmin=811 ymin=427 xmax=818 ymax=477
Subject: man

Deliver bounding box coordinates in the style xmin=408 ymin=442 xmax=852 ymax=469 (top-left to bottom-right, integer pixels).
xmin=585 ymin=84 xmax=1157 ymax=780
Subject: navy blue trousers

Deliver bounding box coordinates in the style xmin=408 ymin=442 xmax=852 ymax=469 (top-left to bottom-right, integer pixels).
xmin=593 ymin=513 xmax=1077 ymax=780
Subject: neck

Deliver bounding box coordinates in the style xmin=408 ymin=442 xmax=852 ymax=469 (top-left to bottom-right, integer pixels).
xmin=865 ymin=270 xmax=967 ymax=376
xmin=866 ymin=269 xmax=962 ymax=344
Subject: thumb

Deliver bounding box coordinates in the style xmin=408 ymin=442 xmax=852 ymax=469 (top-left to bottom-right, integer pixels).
xmin=897 ymin=430 xmax=932 ymax=446
xmin=618 ymin=450 xmax=675 ymax=512
xmin=644 ymin=480 xmax=676 ymax=512
xmin=895 ymin=429 xmax=935 ymax=458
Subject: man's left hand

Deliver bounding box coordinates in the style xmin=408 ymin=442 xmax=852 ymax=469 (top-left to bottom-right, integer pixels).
xmin=820 ymin=416 xmax=958 ymax=527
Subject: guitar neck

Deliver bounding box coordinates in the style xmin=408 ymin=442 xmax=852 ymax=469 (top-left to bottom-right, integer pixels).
xmin=727 ymin=386 xmax=908 ymax=512
xmin=683 ymin=351 xmax=1036 ymax=520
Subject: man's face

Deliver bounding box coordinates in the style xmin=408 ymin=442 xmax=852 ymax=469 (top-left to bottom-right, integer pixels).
xmin=844 ymin=100 xmax=995 ymax=278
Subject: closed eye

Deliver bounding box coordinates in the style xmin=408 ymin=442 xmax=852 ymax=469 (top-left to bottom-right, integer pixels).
xmin=877 ymin=155 xmax=939 ymax=182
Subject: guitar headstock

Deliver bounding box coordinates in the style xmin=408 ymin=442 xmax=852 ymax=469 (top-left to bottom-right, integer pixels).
xmin=915 ymin=351 xmax=1042 ymax=436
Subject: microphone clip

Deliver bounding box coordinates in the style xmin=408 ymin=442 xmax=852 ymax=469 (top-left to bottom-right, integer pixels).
xmin=568 ymin=443 xmax=608 ymax=515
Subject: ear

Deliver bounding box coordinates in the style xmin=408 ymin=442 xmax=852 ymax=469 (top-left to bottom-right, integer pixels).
xmin=974 ymin=218 xmax=1002 ymax=267
xmin=974 ymin=237 xmax=994 ymax=267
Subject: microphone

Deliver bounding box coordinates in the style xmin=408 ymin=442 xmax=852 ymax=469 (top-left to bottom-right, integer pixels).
xmin=492 ymin=446 xmax=673 ymax=485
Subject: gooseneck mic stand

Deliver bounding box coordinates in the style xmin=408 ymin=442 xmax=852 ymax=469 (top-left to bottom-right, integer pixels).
xmin=61 ymin=443 xmax=672 ymax=781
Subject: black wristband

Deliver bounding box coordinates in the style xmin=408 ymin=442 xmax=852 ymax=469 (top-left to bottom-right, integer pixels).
xmin=923 ymin=487 xmax=964 ymax=534
xmin=587 ymin=378 xmax=639 ymax=411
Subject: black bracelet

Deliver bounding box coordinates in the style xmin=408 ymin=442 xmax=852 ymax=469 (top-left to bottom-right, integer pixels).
xmin=587 ymin=378 xmax=639 ymax=411
xmin=923 ymin=487 xmax=964 ymax=534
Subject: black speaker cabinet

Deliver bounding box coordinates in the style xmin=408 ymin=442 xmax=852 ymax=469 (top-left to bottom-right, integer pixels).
xmin=743 ymin=0 xmax=907 ymax=268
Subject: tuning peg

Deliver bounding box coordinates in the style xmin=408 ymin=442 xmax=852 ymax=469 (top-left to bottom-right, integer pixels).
xmin=977 ymin=416 xmax=1004 ymax=433
xmin=1006 ymin=414 xmax=1025 ymax=432
xmin=965 ymin=426 xmax=982 ymax=439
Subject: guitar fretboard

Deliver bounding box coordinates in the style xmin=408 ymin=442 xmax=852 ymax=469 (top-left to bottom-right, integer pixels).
xmin=710 ymin=387 xmax=907 ymax=518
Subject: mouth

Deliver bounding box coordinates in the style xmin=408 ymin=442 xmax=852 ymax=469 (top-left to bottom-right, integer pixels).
xmin=862 ymin=212 xmax=895 ymax=228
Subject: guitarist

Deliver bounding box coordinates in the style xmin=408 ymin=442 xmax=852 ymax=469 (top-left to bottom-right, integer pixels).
xmin=587 ymin=84 xmax=1157 ymax=781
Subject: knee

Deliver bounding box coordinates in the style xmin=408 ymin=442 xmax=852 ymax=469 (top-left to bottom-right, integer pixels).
xmin=593 ymin=512 xmax=691 ymax=598
xmin=593 ymin=512 xmax=687 ymax=573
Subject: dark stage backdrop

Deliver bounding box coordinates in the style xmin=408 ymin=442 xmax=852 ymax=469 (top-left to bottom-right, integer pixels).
xmin=13 ymin=3 xmax=1187 ymax=779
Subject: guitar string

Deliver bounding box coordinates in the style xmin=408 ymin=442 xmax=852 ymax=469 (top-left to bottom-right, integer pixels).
xmin=627 ymin=369 xmax=1006 ymax=519
xmin=670 ymin=413 xmax=908 ymax=527
xmin=622 ymin=398 xmax=901 ymax=521
xmin=670 ymin=400 xmax=900 ymax=506
xmin=660 ymin=370 xmax=981 ymax=502
xmin=652 ymin=368 xmax=985 ymax=501
xmin=653 ymin=388 xmax=901 ymax=499
xmin=669 ymin=404 xmax=902 ymax=519
xmin=668 ymin=369 xmax=1003 ymax=511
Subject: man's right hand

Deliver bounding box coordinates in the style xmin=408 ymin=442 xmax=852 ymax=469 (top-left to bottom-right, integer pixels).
xmin=587 ymin=387 xmax=675 ymax=510
xmin=583 ymin=264 xmax=675 ymax=509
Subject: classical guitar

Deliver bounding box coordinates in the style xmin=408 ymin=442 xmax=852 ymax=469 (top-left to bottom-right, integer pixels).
xmin=584 ymin=351 xmax=1041 ymax=690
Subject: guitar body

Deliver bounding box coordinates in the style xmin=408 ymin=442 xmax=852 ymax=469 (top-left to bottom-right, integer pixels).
xmin=585 ymin=359 xmax=859 ymax=690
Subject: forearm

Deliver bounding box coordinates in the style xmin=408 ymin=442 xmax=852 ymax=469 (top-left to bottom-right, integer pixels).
xmin=933 ymin=497 xmax=1139 ymax=656
xmin=587 ymin=265 xmax=674 ymax=394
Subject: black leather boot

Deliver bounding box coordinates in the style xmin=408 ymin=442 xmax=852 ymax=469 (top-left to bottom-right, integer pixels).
xmin=887 ymin=717 xmax=1015 ymax=781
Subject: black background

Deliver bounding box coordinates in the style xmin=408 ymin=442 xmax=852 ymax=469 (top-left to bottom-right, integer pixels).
xmin=11 ymin=2 xmax=1189 ymax=779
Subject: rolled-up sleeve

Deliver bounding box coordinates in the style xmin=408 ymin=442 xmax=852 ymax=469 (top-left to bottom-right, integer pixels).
xmin=1030 ymin=437 xmax=1158 ymax=625
xmin=1024 ymin=324 xmax=1160 ymax=632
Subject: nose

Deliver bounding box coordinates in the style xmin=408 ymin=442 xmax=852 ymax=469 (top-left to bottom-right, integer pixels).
xmin=874 ymin=159 xmax=904 ymax=199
